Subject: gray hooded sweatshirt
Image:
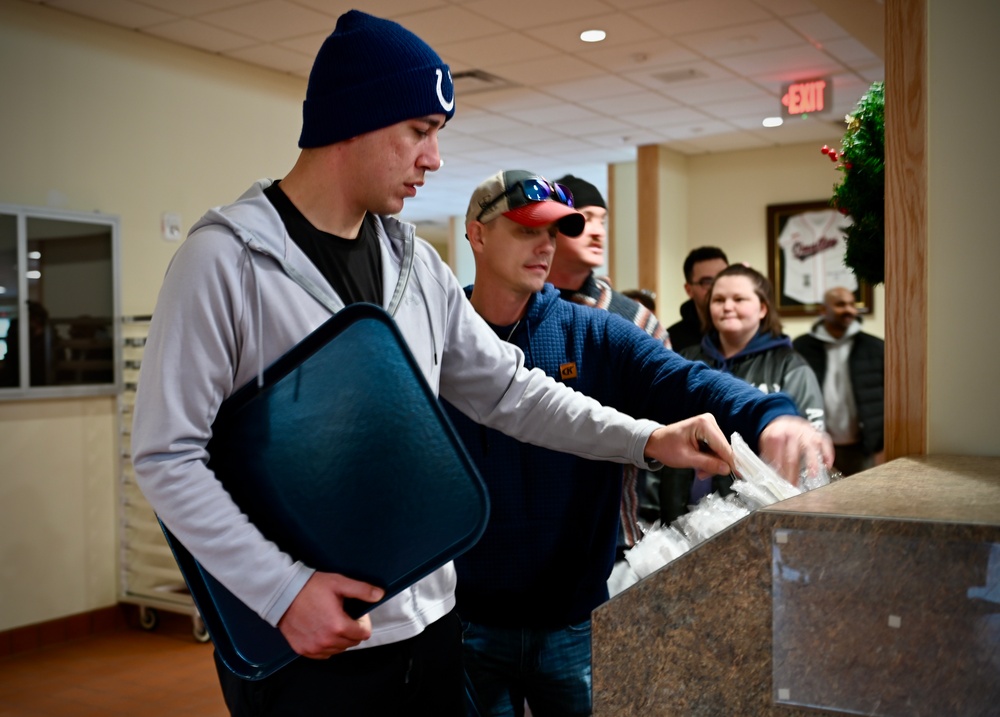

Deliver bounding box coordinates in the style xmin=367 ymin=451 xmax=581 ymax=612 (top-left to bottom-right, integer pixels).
xmin=131 ymin=180 xmax=661 ymax=649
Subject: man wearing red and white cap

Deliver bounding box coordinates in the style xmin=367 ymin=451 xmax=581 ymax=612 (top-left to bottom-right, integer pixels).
xmin=449 ymin=170 xmax=824 ymax=716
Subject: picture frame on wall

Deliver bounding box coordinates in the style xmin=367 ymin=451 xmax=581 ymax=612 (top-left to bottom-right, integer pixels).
xmin=766 ymin=200 xmax=874 ymax=318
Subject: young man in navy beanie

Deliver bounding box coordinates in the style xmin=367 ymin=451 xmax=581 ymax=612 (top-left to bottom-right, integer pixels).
xmin=133 ymin=9 xmax=833 ymax=715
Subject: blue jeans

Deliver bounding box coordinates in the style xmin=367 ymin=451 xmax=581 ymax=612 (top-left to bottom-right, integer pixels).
xmin=462 ymin=620 xmax=592 ymax=717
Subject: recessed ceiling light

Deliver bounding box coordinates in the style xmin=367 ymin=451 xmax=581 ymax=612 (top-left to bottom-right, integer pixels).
xmin=580 ymin=29 xmax=606 ymax=43
xmin=762 ymin=116 xmax=784 ymax=128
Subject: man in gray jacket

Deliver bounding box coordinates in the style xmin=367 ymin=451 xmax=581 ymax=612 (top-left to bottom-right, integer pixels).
xmin=793 ymin=286 xmax=884 ymax=475
xmin=131 ymin=10 xmax=831 ymax=716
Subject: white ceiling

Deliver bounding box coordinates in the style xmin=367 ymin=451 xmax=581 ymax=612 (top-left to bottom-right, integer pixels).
xmin=23 ymin=0 xmax=885 ymax=224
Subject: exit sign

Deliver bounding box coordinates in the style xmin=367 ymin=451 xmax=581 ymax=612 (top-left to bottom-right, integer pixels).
xmin=781 ymin=78 xmax=831 ymax=117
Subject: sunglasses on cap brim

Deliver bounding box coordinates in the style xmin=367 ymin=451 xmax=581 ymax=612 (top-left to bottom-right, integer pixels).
xmin=476 ymin=177 xmax=575 ymax=223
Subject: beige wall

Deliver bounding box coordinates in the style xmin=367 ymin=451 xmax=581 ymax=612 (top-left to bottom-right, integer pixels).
xmin=608 ymin=142 xmax=886 ymax=342
xmin=610 ymin=163 xmax=639 ymax=291
xmin=925 ymin=0 xmax=1000 ymax=453
xmin=0 ymin=0 xmax=305 ymax=631
xmin=0 ymin=397 xmax=118 ymax=629
xmin=1 ymin=1 xmax=304 ymax=316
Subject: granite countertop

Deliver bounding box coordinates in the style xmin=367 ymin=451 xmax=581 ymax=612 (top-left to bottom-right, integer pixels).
xmin=591 ymin=455 xmax=1000 ymax=715
xmin=762 ymin=454 xmax=1000 ymax=525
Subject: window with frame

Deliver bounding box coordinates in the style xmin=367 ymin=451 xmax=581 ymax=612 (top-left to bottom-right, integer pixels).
xmin=0 ymin=204 xmax=120 ymax=398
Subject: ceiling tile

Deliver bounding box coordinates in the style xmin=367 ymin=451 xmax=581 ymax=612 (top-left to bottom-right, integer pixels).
xmin=225 ymin=43 xmax=314 ymax=74
xmin=700 ymin=95 xmax=781 ymax=121
xmin=630 ymin=0 xmax=771 ymax=36
xmin=676 ymin=20 xmax=807 ymax=59
xmin=752 ymin=0 xmax=818 ymax=15
xmin=144 ymin=18 xmax=256 ymax=53
xmin=523 ymin=12 xmax=661 ymax=52
xmin=294 ymin=0 xmax=445 ymax=17
xmin=477 ymin=125 xmax=564 ymax=145
xmin=627 ymin=106 xmax=714 ymax=129
xmin=623 ymin=60 xmax=737 ymax=92
xmin=462 ymin=146 xmax=549 ymax=167
xmin=556 ymin=116 xmax=637 ymax=136
xmin=570 ymin=37 xmax=698 ymax=72
xmin=492 ymin=54 xmax=602 ymax=85
xmin=830 ymin=72 xmax=878 ymax=101
xmin=660 ymin=119 xmax=738 ymax=140
xmin=820 ymin=37 xmax=881 ymax=66
xmin=387 ymin=5 xmax=501 ymax=44
xmin=742 ymin=117 xmax=844 ymax=147
xmin=436 ymin=31 xmax=558 ymax=68
xmin=601 ymin=0 xmax=682 ymax=8
xmin=660 ymin=78 xmax=771 ymax=104
xmin=518 ymin=136 xmax=607 ymax=155
xmin=138 ymin=0 xmax=249 ymax=15
xmin=439 ymin=134 xmax=503 ymax=153
xmin=856 ymin=64 xmax=886 ymax=83
xmin=449 ymin=111 xmax=533 ymax=134
xmin=460 ymin=87 xmax=562 ymax=113
xmin=785 ymin=11 xmax=850 ymax=43
xmin=275 ymin=31 xmax=328 ymax=58
xmin=201 ymin=1 xmax=339 ymax=42
xmin=716 ymin=45 xmax=846 ymax=81
xmin=680 ymin=131 xmax=771 ymax=153
xmin=584 ymin=128 xmax=670 ymax=148
xmin=462 ymin=0 xmax=611 ymax=30
xmin=613 ymin=91 xmax=681 ymax=114
xmin=539 ymin=75 xmax=647 ymax=103
xmin=46 ymin=0 xmax=176 ymax=28
xmin=730 ymin=113 xmax=837 ymax=135
xmin=504 ymin=103 xmax=603 ymax=125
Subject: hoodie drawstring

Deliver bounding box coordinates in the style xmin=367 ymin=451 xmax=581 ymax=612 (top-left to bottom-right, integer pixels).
xmin=242 ymin=242 xmax=266 ymax=389
xmin=411 ymin=273 xmax=438 ymax=366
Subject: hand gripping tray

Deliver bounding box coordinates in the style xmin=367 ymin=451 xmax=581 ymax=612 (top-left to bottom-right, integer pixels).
xmin=158 ymin=303 xmax=489 ymax=680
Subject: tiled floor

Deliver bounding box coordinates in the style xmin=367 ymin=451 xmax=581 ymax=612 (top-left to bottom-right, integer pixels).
xmin=0 ymin=614 xmax=226 ymax=717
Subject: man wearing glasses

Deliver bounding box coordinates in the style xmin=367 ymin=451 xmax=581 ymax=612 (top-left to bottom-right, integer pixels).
xmin=450 ymin=170 xmax=827 ymax=716
xmin=547 ymin=174 xmax=672 ymax=555
xmin=666 ymin=246 xmax=730 ymax=353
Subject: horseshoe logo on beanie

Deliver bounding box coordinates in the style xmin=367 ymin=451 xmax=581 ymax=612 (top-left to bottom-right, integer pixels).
xmin=436 ymin=69 xmax=455 ymax=113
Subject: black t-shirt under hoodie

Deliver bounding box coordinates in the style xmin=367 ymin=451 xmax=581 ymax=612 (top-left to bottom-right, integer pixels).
xmin=264 ymin=181 xmax=383 ymax=307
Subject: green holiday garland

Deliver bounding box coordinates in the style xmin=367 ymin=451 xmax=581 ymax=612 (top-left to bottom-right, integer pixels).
xmin=821 ymin=81 xmax=885 ymax=285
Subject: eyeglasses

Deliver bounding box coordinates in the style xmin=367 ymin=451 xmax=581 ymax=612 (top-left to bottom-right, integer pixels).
xmin=691 ymin=277 xmax=716 ymax=289
xmin=476 ymin=178 xmax=574 ymax=222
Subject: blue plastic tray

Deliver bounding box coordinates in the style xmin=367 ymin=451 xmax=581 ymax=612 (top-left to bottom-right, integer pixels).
xmin=159 ymin=303 xmax=489 ymax=680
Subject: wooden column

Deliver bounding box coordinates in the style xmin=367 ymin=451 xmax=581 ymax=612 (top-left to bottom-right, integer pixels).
xmin=636 ymin=144 xmax=661 ymax=301
xmin=605 ymin=165 xmax=616 ymax=280
xmin=884 ymin=0 xmax=928 ymax=458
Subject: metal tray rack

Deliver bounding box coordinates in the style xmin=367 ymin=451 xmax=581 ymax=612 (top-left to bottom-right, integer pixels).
xmin=117 ymin=315 xmax=208 ymax=642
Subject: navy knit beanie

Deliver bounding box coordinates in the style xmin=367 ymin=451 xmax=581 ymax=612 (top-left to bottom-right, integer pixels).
xmin=299 ymin=10 xmax=455 ymax=148
xmin=554 ymin=175 xmax=607 ymax=210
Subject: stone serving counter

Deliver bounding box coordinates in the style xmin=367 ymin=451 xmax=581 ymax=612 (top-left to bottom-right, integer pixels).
xmin=591 ymin=455 xmax=1000 ymax=716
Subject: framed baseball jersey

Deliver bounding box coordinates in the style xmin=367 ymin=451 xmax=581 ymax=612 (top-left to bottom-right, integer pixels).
xmin=767 ymin=200 xmax=874 ymax=317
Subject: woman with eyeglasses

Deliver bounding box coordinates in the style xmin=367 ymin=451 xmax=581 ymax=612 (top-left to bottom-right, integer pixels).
xmin=660 ymin=264 xmax=826 ymax=522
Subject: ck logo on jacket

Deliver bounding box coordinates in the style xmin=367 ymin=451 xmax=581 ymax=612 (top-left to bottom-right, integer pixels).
xmin=560 ymin=362 xmax=578 ymax=381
